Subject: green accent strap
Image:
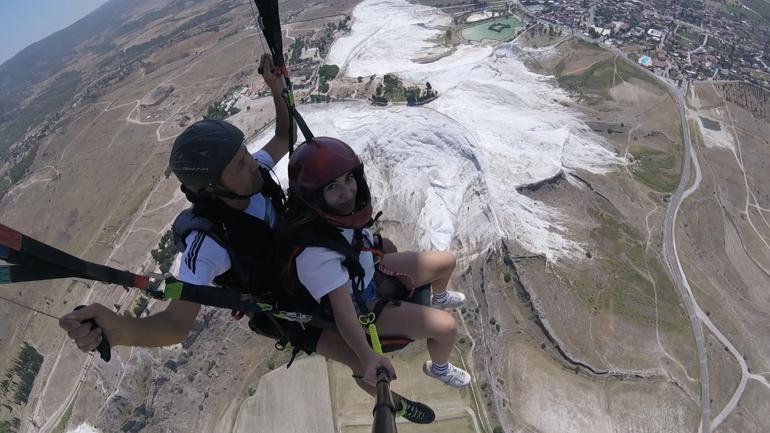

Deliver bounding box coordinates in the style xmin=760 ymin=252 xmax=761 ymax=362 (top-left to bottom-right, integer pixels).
xmin=368 ymin=323 xmax=383 ymax=354
xmin=359 ymin=313 xmax=383 ymax=354
xmin=164 ymin=281 xmax=184 ymax=300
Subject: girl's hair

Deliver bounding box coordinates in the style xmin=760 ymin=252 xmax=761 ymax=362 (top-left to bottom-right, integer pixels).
xmin=279 ymin=189 xmax=324 ymax=234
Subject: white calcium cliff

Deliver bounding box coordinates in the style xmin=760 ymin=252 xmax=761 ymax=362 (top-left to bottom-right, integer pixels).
xmin=250 ymin=0 xmax=624 ymax=260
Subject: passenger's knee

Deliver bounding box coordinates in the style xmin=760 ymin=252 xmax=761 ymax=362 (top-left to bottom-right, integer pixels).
xmin=432 ymin=310 xmax=458 ymax=339
xmin=442 ymin=251 xmax=457 ymax=274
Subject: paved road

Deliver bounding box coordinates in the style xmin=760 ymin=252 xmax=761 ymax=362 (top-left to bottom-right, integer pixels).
xmin=661 ymin=85 xmax=711 ymax=433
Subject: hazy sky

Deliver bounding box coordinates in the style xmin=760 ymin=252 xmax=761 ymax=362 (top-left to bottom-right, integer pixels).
xmin=0 ymin=0 xmax=109 ymax=65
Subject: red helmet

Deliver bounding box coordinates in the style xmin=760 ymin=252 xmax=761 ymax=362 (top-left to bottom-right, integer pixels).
xmin=288 ymin=137 xmax=373 ymax=228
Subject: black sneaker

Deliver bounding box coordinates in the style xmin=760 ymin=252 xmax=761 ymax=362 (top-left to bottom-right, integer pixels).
xmin=394 ymin=394 xmax=435 ymax=424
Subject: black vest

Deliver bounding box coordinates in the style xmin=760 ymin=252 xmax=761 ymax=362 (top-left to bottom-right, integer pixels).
xmin=174 ymin=167 xmax=286 ymax=300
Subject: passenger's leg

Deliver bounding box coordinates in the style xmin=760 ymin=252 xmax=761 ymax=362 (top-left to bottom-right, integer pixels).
xmin=375 ymin=301 xmax=457 ymax=364
xmin=376 ymin=302 xmax=470 ymax=387
xmin=380 ymin=251 xmax=456 ymax=294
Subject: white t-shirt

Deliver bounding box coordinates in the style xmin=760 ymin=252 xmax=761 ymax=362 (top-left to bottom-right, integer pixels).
xmin=295 ymin=228 xmax=376 ymax=303
xmin=175 ymin=150 xmax=277 ymax=286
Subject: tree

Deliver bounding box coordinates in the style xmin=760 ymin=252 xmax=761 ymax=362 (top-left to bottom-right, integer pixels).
xmin=289 ymin=37 xmax=305 ymax=63
xmin=151 ymin=230 xmax=176 ymax=273
xmin=319 ymin=64 xmax=340 ymax=81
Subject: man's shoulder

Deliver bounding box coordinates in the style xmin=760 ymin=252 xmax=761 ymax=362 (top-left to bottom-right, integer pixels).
xmin=177 ymin=230 xmax=231 ymax=284
xmin=251 ymin=149 xmax=275 ymax=169
xmin=182 ymin=230 xmax=229 ymax=262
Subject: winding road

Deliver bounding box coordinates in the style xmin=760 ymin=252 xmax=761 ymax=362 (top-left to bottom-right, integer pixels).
xmin=601 ymin=34 xmax=770 ymax=433
xmin=661 ymin=83 xmax=711 ymax=433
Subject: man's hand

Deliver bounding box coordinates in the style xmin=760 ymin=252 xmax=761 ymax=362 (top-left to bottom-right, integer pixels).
xmin=258 ymin=52 xmax=297 ymax=163
xmin=59 ymin=303 xmax=124 ymax=352
xmin=260 ymin=53 xmax=284 ymax=95
xmin=59 ymin=299 xmax=200 ymax=351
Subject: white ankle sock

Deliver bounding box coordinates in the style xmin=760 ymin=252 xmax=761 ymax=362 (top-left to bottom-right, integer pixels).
xmin=433 ymin=291 xmax=449 ymax=303
xmin=431 ymin=361 xmax=449 ymax=375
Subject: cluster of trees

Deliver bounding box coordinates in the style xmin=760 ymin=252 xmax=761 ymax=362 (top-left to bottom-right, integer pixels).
xmin=0 ymin=418 xmax=20 ymax=433
xmin=529 ymin=23 xmax=561 ymax=39
xmin=373 ymin=76 xmax=438 ymax=106
xmin=289 ymin=37 xmax=306 ymax=63
xmin=381 ymin=74 xmax=404 ymax=99
xmin=372 ymin=75 xmax=405 ymax=104
xmin=318 ymin=64 xmax=339 ymax=93
xmin=204 ymin=102 xmax=240 ymax=121
xmin=308 ymin=94 xmax=332 ymax=103
xmin=720 ymin=82 xmax=770 ymax=119
xmin=338 ymin=16 xmax=351 ymax=32
xmin=151 ymin=230 xmax=176 ymax=273
xmin=0 ymin=342 xmax=44 ymax=420
xmin=290 ymin=17 xmax=350 ymax=63
xmin=132 ymin=296 xmax=150 ymax=318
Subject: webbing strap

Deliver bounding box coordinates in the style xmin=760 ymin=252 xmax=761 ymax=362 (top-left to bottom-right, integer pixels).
xmin=252 ymin=0 xmax=314 ymax=148
xmin=0 ymin=224 xmax=149 ymax=289
xmin=159 ymin=279 xmax=337 ymax=331
xmin=0 ymin=263 xmax=84 ymax=284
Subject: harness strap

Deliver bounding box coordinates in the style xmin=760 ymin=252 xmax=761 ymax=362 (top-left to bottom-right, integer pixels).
xmin=348 ymin=228 xmax=369 ymax=316
xmin=154 ymin=279 xmax=337 ymax=330
xmin=286 ymin=346 xmax=303 ymax=368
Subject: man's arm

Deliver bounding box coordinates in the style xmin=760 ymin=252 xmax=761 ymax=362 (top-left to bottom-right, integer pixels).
xmin=259 ymin=54 xmax=298 ymax=163
xmin=118 ymin=300 xmax=201 ymax=346
xmin=60 ymin=233 xmax=225 ymax=352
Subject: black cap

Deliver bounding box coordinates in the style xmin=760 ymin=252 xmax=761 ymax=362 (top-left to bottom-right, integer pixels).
xmin=169 ymin=120 xmax=244 ymax=191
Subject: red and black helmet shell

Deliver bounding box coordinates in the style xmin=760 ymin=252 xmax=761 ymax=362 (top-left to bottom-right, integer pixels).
xmin=288 ymin=137 xmax=362 ymax=191
xmin=288 ymin=137 xmax=372 ymax=228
